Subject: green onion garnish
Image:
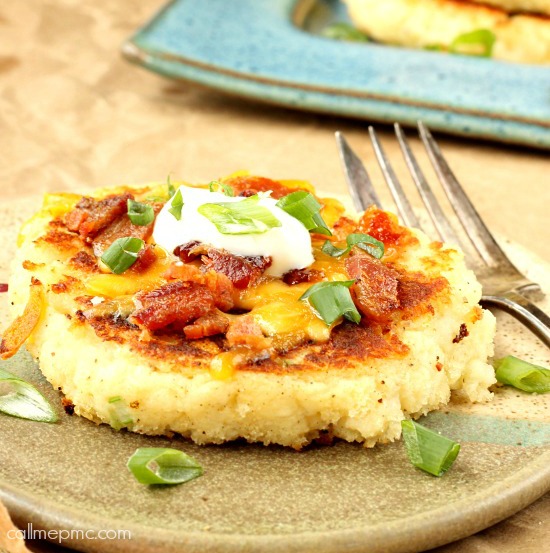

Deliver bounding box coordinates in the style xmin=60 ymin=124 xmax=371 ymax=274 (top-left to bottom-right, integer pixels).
xmin=167 ymin=175 xmax=176 ymax=199
xmin=127 ymin=447 xmax=203 ymax=485
xmin=107 ymin=396 xmax=133 ymax=430
xmin=276 ymin=191 xmax=332 ymax=236
xmin=101 ymin=237 xmax=145 ymax=274
xmin=168 ymin=188 xmax=184 ymax=221
xmin=300 ymin=280 xmax=360 ymax=325
xmin=209 ymin=180 xmax=234 ymax=196
xmin=401 ymin=420 xmax=460 ymax=477
xmin=322 ymin=233 xmax=384 ymax=259
xmin=127 ymin=199 xmax=154 ymax=226
xmin=0 ymin=367 xmax=58 ymax=423
xmin=450 ymin=29 xmax=496 ymax=58
xmin=322 ymin=23 xmax=369 ymax=43
xmin=198 ymin=194 xmax=281 ymax=235
xmin=494 ymin=356 xmax=550 ymax=394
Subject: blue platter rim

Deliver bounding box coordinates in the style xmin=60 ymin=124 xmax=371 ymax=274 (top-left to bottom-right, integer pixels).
xmin=122 ymin=0 xmax=550 ymax=148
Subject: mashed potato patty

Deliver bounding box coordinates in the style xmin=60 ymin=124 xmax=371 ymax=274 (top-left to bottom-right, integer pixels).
xmin=5 ymin=180 xmax=496 ymax=449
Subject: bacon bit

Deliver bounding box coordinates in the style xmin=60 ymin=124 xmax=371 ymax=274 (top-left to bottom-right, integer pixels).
xmin=164 ymin=263 xmax=236 ymax=312
xmin=61 ymin=397 xmax=75 ymax=415
xmin=345 ymin=254 xmax=399 ymax=323
xmin=131 ymin=280 xmax=214 ymax=331
xmin=204 ymin=271 xmax=236 ymax=311
xmin=65 ymin=193 xmax=133 ymax=241
xmin=0 ymin=278 xmax=44 ymax=359
xmin=184 ymin=310 xmax=230 ymax=340
xmin=453 ymin=323 xmax=469 ymax=343
xmin=174 ymin=241 xmax=203 ymax=263
xmin=129 ymin=245 xmax=158 ymax=274
xmin=283 ymin=268 xmax=324 ymax=285
xmin=202 ymin=249 xmax=272 ymax=289
xmin=0 ymin=283 xmax=8 ymax=293
xmin=164 ymin=262 xmax=203 ymax=281
xmin=226 ymin=315 xmax=272 ymax=350
xmin=92 ymin=205 xmax=160 ymax=257
xmin=224 ymin=176 xmax=301 ymax=199
xmin=436 ymin=362 xmax=443 ymax=372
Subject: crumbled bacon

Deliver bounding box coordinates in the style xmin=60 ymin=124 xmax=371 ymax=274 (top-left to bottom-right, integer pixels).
xmin=224 ymin=176 xmax=302 ymax=199
xmin=201 ymin=249 xmax=271 ymax=289
xmin=65 ymin=193 xmax=133 ymax=241
xmin=173 ymin=241 xmax=203 ymax=263
xmin=345 ymin=253 xmax=400 ymax=323
xmin=92 ymin=203 xmax=161 ymax=257
xmin=283 ymin=268 xmax=323 ymax=285
xmin=131 ymin=281 xmax=214 ymax=331
xmin=0 ymin=283 xmax=8 ymax=293
xmin=226 ymin=315 xmax=272 ymax=350
xmin=164 ymin=263 xmax=236 ymax=312
xmin=129 ymin=245 xmax=158 ymax=273
xmin=184 ymin=310 xmax=229 ymax=340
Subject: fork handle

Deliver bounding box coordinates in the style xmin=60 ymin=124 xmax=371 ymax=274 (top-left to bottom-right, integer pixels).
xmin=482 ymin=291 xmax=550 ymax=348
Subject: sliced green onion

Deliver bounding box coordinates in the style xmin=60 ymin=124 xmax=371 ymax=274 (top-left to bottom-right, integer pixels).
xmin=322 ymin=23 xmax=369 ymax=42
xmin=450 ymin=29 xmax=496 ymax=58
xmin=494 ymin=356 xmax=550 ymax=394
xmin=198 ymin=194 xmax=281 ymax=235
xmin=401 ymin=420 xmax=460 ymax=477
xmin=168 ymin=189 xmax=184 ymax=221
xmin=300 ymin=280 xmax=360 ymax=325
xmin=127 ymin=199 xmax=154 ymax=226
xmin=276 ymin=191 xmax=331 ymax=236
xmin=101 ymin=237 xmax=144 ymax=274
xmin=322 ymin=233 xmax=384 ymax=259
xmin=209 ymin=180 xmax=234 ymax=197
xmin=0 ymin=367 xmax=58 ymax=423
xmin=107 ymin=396 xmax=133 ymax=430
xmin=167 ymin=175 xmax=176 ymax=199
xmin=127 ymin=447 xmax=203 ymax=485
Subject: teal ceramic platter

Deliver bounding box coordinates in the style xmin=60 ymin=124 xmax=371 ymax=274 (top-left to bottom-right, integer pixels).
xmin=0 ymin=196 xmax=549 ymax=553
xmin=122 ymin=0 xmax=550 ymax=148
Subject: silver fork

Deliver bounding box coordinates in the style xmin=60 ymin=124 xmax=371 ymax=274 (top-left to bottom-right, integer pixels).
xmin=336 ymin=122 xmax=550 ymax=347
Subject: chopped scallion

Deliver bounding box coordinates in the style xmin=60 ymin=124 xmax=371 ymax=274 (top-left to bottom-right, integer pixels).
xmin=300 ymin=280 xmax=360 ymax=325
xmin=494 ymin=356 xmax=550 ymax=394
xmin=450 ymin=29 xmax=496 ymax=58
xmin=401 ymin=420 xmax=460 ymax=477
xmin=322 ymin=233 xmax=384 ymax=259
xmin=107 ymin=396 xmax=133 ymax=430
xmin=322 ymin=23 xmax=369 ymax=43
xmin=198 ymin=194 xmax=281 ymax=235
xmin=127 ymin=447 xmax=203 ymax=485
xmin=276 ymin=191 xmax=331 ymax=236
xmin=167 ymin=175 xmax=176 ymax=199
xmin=209 ymin=180 xmax=234 ymax=196
xmin=0 ymin=367 xmax=58 ymax=423
xmin=168 ymin=189 xmax=184 ymax=221
xmin=101 ymin=237 xmax=144 ymax=274
xmin=127 ymin=200 xmax=154 ymax=226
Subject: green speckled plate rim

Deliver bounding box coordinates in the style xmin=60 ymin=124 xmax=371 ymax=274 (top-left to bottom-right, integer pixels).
xmin=1 ymin=445 xmax=549 ymax=553
xmin=121 ymin=0 xmax=550 ymax=148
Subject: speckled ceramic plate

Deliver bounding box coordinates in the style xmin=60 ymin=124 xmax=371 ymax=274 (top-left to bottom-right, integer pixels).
xmin=121 ymin=0 xmax=550 ymax=148
xmin=0 ymin=196 xmax=549 ymax=553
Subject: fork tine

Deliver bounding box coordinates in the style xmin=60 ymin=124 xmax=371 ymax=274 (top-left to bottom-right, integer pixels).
xmin=368 ymin=126 xmax=421 ymax=229
xmin=394 ymin=124 xmax=464 ymax=249
xmin=418 ymin=122 xmax=515 ymax=269
xmin=335 ymin=131 xmax=382 ymax=212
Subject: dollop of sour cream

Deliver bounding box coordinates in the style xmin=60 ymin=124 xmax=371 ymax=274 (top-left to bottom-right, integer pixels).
xmin=153 ymin=186 xmax=314 ymax=276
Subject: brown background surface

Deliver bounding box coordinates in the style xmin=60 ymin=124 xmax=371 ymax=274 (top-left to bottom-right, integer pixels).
xmin=0 ymin=1 xmax=548 ymax=552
